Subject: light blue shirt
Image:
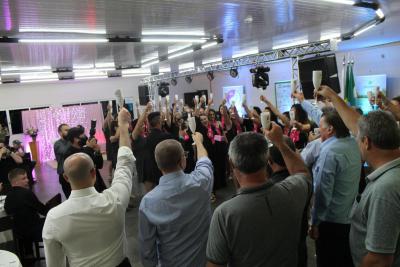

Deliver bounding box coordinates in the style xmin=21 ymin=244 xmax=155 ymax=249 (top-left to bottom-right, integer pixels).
xmin=301 ymin=138 xmax=322 ymax=173
xmin=301 ymin=100 xmax=323 ymax=126
xmin=139 ymin=157 xmax=214 ymax=267
xmin=312 ymin=136 xmax=361 ymax=225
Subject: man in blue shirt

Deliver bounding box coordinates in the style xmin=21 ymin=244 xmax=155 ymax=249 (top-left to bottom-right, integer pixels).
xmin=139 ymin=132 xmax=213 ymax=267
xmin=310 ymin=109 xmax=361 ymax=267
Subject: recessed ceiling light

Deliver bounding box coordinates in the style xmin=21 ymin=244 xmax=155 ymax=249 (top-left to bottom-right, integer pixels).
xmin=202 ymin=57 xmax=222 ymax=65
xmin=141 ymin=38 xmax=206 ymax=43
xmin=201 ymin=42 xmax=218 ymax=49
xmin=375 ymin=8 xmax=385 ymax=19
xmin=19 ymin=38 xmax=108 ymax=43
xmin=168 ymin=49 xmax=194 ymax=59
xmin=232 ymin=47 xmax=258 ymax=58
xmin=19 ymin=27 xmax=106 ymax=34
xmin=244 ymin=16 xmax=253 ymax=24
xmin=354 ymin=23 xmax=376 ymax=37
xmin=321 ymin=0 xmax=355 ymax=5
xmin=272 ymin=39 xmax=308 ymax=50
xmin=142 ymin=30 xmax=205 ymax=36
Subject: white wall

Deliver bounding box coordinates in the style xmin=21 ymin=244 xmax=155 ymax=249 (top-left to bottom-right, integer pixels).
xmin=0 ymin=76 xmax=142 ymax=110
xmin=336 ymin=42 xmax=400 ymax=99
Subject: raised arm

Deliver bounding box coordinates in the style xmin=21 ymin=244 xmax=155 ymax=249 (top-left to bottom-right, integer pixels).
xmin=260 ymin=95 xmax=290 ymax=127
xmin=165 ymin=99 xmax=172 ymax=128
xmin=265 ymin=122 xmax=309 ymax=176
xmin=317 ymin=86 xmax=361 ymax=135
xmin=132 ymin=102 xmax=152 ymax=140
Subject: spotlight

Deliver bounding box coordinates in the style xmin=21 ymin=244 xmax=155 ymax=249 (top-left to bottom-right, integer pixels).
xmin=185 ymin=76 xmax=192 ymax=84
xmin=171 ymin=78 xmax=177 ymax=86
xmin=230 ymin=68 xmax=238 ymax=78
xmin=250 ymin=66 xmax=270 ymax=90
xmin=207 ymin=71 xmax=214 ymax=81
xmin=158 ymin=82 xmax=170 ymax=97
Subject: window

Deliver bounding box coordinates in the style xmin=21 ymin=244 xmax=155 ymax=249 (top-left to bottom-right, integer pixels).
xmin=9 ymin=108 xmax=29 ymax=134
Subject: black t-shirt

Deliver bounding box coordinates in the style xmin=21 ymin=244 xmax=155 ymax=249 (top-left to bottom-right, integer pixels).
xmin=5 ymin=186 xmax=48 ymax=240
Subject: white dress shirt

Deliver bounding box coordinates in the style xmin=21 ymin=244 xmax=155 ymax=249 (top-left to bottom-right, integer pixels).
xmin=43 ymin=146 xmax=135 ymax=267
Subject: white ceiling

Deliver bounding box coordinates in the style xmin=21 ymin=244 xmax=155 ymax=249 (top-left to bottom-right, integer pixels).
xmin=0 ymin=0 xmax=399 ymax=74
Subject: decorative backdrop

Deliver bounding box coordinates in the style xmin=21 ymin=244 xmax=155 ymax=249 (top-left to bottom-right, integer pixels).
xmin=22 ymin=104 xmax=105 ymax=162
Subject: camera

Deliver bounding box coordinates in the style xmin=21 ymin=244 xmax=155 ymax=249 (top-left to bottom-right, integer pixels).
xmin=250 ymin=66 xmax=270 ymax=90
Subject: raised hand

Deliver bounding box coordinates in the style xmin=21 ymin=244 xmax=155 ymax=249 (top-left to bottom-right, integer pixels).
xmin=118 ymin=108 xmax=132 ymax=127
xmin=316 ymin=85 xmax=336 ymax=100
xmin=192 ymin=132 xmax=204 ymax=144
xmin=264 ymin=122 xmax=284 ymax=146
xmin=292 ymin=91 xmax=305 ymax=102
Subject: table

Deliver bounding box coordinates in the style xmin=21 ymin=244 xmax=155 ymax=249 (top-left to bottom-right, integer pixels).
xmin=0 ymin=196 xmax=13 ymax=244
xmin=0 ymin=250 xmax=22 ymax=266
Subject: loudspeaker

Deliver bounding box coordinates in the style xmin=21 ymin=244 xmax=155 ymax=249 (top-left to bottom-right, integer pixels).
xmin=298 ymin=54 xmax=340 ymax=100
xmin=138 ymin=85 xmax=150 ymax=105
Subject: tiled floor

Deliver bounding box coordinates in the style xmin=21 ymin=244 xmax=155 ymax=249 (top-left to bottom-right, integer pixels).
xmin=15 ymin=161 xmax=316 ymax=267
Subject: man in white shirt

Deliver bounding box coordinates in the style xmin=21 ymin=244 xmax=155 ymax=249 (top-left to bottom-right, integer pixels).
xmin=42 ymin=108 xmax=135 ymax=267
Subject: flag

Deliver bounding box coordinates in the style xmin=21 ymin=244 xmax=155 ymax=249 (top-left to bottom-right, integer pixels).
xmin=345 ymin=61 xmax=356 ymax=106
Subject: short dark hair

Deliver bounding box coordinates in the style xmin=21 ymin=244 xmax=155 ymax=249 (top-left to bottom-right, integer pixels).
xmin=148 ymin=112 xmax=161 ymax=128
xmin=392 ymin=96 xmax=400 ymax=104
xmin=228 ymin=132 xmax=268 ymax=174
xmin=58 ymin=123 xmax=68 ymax=133
xmin=358 ymin=110 xmax=400 ymax=150
xmin=66 ymin=127 xmax=82 ymax=142
xmin=268 ymin=136 xmax=296 ymax=167
xmin=8 ymin=168 xmax=26 ymax=183
xmin=322 ymin=110 xmax=350 ymax=138
xmin=155 ymin=139 xmax=184 ymax=171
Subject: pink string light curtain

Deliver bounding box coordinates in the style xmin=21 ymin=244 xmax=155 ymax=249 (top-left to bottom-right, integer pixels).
xmin=22 ymin=104 xmax=105 ymax=162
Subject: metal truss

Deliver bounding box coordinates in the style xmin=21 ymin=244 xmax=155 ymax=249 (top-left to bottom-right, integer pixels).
xmin=140 ymin=40 xmax=331 ymax=84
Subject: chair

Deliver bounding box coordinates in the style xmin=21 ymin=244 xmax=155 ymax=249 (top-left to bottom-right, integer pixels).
xmin=0 ymin=215 xmax=18 ymax=253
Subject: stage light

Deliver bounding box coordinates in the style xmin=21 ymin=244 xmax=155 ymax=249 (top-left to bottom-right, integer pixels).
xmin=230 ymin=68 xmax=238 ymax=78
xmin=207 ymin=71 xmax=214 ymax=81
xmin=158 ymin=82 xmax=170 ymax=97
xmin=171 ymin=78 xmax=178 ymax=86
xmin=250 ymin=66 xmax=270 ymax=90
xmin=185 ymin=76 xmax=192 ymax=84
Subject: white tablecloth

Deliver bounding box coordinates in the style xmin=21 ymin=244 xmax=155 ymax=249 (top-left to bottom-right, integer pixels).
xmin=0 ymin=196 xmax=13 ymax=244
xmin=0 ymin=250 xmax=22 ymax=267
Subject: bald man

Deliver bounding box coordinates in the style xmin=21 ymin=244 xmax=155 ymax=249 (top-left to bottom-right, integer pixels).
xmin=42 ymin=108 xmax=135 ymax=267
xmin=139 ymin=133 xmax=213 ymax=267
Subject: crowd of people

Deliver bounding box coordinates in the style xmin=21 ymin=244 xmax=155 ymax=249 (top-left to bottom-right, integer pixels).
xmin=0 ymin=84 xmax=399 ymax=267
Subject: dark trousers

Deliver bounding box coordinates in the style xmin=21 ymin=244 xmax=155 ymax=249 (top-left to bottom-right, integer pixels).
xmin=316 ymin=222 xmax=354 ymax=267
xmin=116 ymin=258 xmax=131 ymax=267
xmin=59 ymin=174 xmax=71 ymax=198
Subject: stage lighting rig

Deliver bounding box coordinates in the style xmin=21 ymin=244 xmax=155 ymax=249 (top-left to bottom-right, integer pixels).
xmin=250 ymin=66 xmax=270 ymax=90
xmin=158 ymin=82 xmax=170 ymax=97
xmin=185 ymin=76 xmax=192 ymax=84
xmin=230 ymin=68 xmax=238 ymax=78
